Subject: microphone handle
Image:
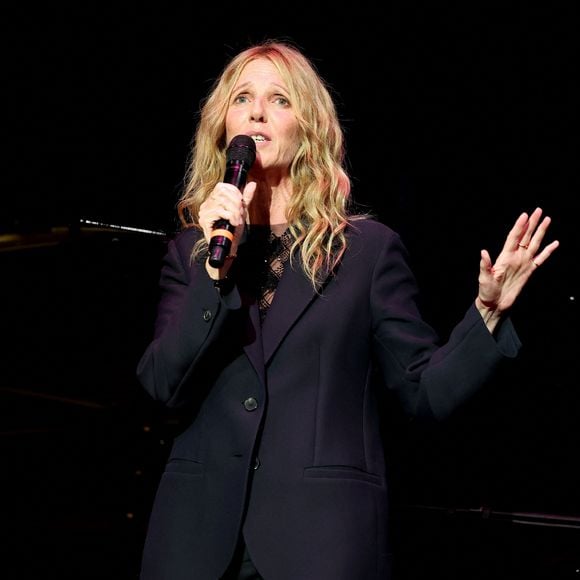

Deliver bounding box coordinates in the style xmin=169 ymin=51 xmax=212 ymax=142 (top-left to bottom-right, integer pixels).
xmin=208 ymin=219 xmax=235 ymax=268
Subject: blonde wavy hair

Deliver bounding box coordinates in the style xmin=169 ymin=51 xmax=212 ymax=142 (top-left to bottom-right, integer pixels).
xmin=178 ymin=39 xmax=362 ymax=289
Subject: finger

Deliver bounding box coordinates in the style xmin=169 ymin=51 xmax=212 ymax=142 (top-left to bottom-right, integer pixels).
xmin=242 ymin=181 xmax=257 ymax=209
xmin=480 ymin=249 xmax=492 ymax=270
xmin=207 ymin=185 xmax=246 ymax=224
xmin=530 ymin=239 xmax=560 ymax=268
xmin=202 ymin=200 xmax=242 ymax=228
xmin=216 ymin=204 xmax=243 ymax=226
xmin=527 ymin=215 xmax=551 ymax=254
xmin=212 ymin=183 xmax=243 ymax=205
xmin=518 ymin=207 xmax=543 ymax=247
xmin=503 ymin=211 xmax=530 ymax=252
xmin=479 ymin=249 xmax=493 ymax=280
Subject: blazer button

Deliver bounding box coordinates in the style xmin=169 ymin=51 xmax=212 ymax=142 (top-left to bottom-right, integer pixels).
xmin=202 ymin=309 xmax=212 ymax=322
xmin=243 ymin=397 xmax=258 ymax=411
xmin=253 ymin=456 xmax=261 ymax=470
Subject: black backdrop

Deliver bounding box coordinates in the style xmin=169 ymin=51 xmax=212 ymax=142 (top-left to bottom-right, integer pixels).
xmin=3 ymin=3 xmax=579 ymax=578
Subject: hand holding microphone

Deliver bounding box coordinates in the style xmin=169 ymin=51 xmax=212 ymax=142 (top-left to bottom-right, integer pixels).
xmin=206 ymin=135 xmax=257 ymax=268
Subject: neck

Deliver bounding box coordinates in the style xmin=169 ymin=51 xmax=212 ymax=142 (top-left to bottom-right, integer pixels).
xmin=269 ymin=222 xmax=288 ymax=236
xmin=249 ymin=180 xmax=292 ymax=227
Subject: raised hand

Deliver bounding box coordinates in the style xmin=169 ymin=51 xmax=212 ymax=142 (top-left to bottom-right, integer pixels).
xmin=476 ymin=207 xmax=559 ymax=329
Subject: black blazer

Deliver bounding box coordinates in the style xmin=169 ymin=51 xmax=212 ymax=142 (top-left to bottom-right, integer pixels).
xmin=137 ymin=218 xmax=521 ymax=580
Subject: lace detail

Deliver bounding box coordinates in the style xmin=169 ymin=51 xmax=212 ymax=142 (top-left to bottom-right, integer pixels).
xmin=257 ymin=227 xmax=293 ymax=321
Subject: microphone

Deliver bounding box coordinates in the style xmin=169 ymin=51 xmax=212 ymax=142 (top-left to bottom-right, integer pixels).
xmin=208 ymin=134 xmax=256 ymax=268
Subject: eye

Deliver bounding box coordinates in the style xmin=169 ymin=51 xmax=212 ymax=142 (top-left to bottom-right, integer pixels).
xmin=232 ymin=93 xmax=250 ymax=104
xmin=274 ymin=95 xmax=290 ymax=107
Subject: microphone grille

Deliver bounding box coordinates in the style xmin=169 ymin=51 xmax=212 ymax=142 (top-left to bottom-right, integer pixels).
xmin=226 ymin=135 xmax=256 ymax=165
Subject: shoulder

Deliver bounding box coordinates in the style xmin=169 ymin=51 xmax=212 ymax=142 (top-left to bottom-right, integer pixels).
xmin=346 ymin=216 xmax=401 ymax=245
xmin=171 ymin=225 xmax=202 ymax=243
xmin=161 ymin=226 xmax=205 ymax=269
xmin=168 ymin=226 xmax=203 ymax=252
xmin=342 ymin=216 xmax=411 ymax=270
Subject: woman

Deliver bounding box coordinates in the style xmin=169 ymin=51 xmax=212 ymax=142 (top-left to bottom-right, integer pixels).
xmin=136 ymin=39 xmax=559 ymax=579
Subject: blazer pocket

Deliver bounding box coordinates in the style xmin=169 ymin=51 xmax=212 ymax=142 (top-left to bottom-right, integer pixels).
xmin=164 ymin=458 xmax=205 ymax=476
xmin=303 ymin=465 xmax=382 ymax=486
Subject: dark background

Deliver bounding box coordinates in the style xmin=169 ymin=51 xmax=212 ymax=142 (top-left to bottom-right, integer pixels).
xmin=2 ymin=3 xmax=578 ymax=578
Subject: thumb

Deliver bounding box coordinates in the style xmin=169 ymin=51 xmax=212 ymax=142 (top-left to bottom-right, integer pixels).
xmin=242 ymin=181 xmax=257 ymax=208
xmin=480 ymin=249 xmax=492 ymax=272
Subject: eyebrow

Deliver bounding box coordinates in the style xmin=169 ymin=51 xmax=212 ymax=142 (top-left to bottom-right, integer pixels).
xmin=233 ymin=81 xmax=289 ymax=93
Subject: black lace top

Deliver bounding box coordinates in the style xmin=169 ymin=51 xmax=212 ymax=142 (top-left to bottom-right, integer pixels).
xmin=256 ymin=227 xmax=293 ymax=321
xmin=243 ymin=225 xmax=294 ymax=321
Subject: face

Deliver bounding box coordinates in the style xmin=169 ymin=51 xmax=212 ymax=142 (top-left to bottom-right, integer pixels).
xmin=225 ymin=57 xmax=300 ymax=176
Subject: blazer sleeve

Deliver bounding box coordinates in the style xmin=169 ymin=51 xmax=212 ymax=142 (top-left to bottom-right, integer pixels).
xmin=136 ymin=229 xmax=243 ymax=407
xmin=371 ymin=229 xmax=521 ymax=420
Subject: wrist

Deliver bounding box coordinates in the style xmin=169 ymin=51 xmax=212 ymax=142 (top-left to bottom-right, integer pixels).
xmin=475 ymin=296 xmax=503 ymax=332
xmin=206 ymin=254 xmax=237 ymax=293
xmin=206 ymin=254 xmax=236 ymax=279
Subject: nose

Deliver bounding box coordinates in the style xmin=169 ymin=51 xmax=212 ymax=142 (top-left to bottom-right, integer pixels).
xmin=250 ymin=98 xmax=266 ymax=122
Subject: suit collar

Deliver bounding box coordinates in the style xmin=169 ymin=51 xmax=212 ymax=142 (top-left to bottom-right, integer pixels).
xmin=242 ymin=301 xmax=266 ymax=384
xmin=238 ymin=229 xmax=334 ymax=368
xmin=261 ymin=253 xmax=331 ymax=364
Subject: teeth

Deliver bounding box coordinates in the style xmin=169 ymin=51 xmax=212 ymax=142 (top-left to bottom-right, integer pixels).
xmin=252 ymin=135 xmax=266 ymax=142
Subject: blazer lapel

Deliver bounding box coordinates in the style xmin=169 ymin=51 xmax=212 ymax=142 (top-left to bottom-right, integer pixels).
xmin=242 ymin=301 xmax=266 ymax=385
xmin=261 ymin=256 xmax=331 ymax=365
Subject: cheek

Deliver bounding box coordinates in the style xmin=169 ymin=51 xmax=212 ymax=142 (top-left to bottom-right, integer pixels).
xmin=285 ymin=128 xmax=301 ymax=160
xmin=225 ymin=111 xmax=243 ymax=136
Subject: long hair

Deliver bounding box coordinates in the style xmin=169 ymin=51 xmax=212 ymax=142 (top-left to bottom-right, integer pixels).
xmin=178 ymin=39 xmax=363 ymax=288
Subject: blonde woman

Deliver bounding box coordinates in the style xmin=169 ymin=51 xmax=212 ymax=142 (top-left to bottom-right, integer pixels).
xmin=137 ymin=39 xmax=559 ymax=580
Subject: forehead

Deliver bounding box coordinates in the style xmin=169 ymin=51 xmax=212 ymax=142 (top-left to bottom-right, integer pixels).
xmin=235 ymin=57 xmax=287 ymax=87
